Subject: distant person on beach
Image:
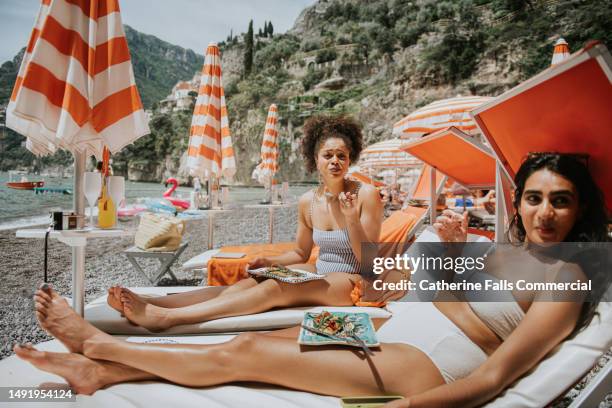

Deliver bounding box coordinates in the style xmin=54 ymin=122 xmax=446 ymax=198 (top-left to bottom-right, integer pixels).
xmin=16 ymin=153 xmax=609 ymax=404
xmin=105 ymin=114 xmax=387 ymax=331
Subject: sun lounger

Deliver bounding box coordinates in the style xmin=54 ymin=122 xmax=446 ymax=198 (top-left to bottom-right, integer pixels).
xmin=182 ymin=207 xmax=429 ymax=282
xmin=85 ymin=287 xmax=390 ymax=335
xmin=1 ymin=300 xmax=609 ymax=407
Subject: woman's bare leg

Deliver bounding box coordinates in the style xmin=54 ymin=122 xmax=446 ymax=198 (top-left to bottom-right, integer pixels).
xmin=33 ymin=286 xmax=115 ymax=353
xmin=13 ymin=344 xmax=155 ymax=395
xmin=22 ymin=295 xmax=443 ymax=397
xmin=121 ymin=272 xmax=358 ymax=331
xmin=82 ymin=331 xmax=444 ymax=397
xmin=107 ymin=278 xmax=259 ymax=313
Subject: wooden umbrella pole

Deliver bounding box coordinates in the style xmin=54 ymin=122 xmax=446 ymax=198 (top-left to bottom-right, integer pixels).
xmin=71 ymin=150 xmax=86 ymax=316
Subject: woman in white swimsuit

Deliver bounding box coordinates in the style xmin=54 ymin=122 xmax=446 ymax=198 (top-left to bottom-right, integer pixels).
xmin=105 ymin=115 xmax=385 ymax=331
xmin=17 ymin=153 xmax=609 ymax=406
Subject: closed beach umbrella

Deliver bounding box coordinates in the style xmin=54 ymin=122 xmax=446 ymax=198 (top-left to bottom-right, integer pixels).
xmin=5 ymin=0 xmax=149 ymax=315
xmin=186 ymin=42 xmax=236 ymax=181
xmin=393 ymin=96 xmax=492 ymax=139
xmin=551 ymin=38 xmax=570 ymax=65
xmin=252 ymin=104 xmax=280 ymax=184
xmin=359 ymin=138 xmax=420 ymax=169
xmin=7 ymin=0 xmax=149 ymax=156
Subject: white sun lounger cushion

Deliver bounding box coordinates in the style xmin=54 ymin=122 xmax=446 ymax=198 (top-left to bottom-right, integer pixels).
xmin=86 ymin=287 xmax=391 ymax=335
xmin=484 ymin=301 xmax=612 ymax=407
xmin=182 ymin=249 xmax=220 ymax=270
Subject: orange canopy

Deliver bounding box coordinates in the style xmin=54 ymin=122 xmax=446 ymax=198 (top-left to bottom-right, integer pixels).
xmin=401 ymin=127 xmax=496 ymax=189
xmin=411 ymin=163 xmax=447 ymax=201
xmin=472 ymin=42 xmax=612 ymax=210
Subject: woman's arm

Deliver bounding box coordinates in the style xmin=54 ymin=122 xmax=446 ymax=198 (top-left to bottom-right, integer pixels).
xmin=387 ymin=300 xmax=582 ymax=408
xmin=343 ymin=184 xmax=384 ymax=265
xmin=252 ymin=193 xmax=315 ymax=267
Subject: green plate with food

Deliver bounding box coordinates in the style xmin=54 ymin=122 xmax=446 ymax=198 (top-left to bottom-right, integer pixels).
xmin=299 ymin=310 xmax=379 ymax=347
xmin=247 ymin=265 xmax=325 ymax=283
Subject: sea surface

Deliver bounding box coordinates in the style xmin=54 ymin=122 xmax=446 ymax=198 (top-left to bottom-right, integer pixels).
xmin=0 ymin=172 xmax=311 ymax=230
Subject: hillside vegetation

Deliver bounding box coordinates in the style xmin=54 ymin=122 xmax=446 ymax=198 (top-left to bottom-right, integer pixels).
xmin=1 ymin=0 xmax=610 ymax=184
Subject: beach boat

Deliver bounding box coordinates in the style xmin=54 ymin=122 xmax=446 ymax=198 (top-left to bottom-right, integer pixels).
xmin=5 ymin=171 xmax=44 ymax=190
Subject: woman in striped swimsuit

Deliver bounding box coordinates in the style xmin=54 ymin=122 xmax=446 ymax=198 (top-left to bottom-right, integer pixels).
xmin=105 ymin=115 xmax=385 ymax=331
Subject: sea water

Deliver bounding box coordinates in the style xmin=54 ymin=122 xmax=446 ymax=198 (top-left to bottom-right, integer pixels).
xmin=0 ymin=172 xmax=311 ymax=230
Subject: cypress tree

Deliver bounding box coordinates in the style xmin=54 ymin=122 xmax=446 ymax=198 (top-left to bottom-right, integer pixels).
xmin=268 ymin=21 xmax=274 ymax=37
xmin=244 ymin=20 xmax=254 ymax=76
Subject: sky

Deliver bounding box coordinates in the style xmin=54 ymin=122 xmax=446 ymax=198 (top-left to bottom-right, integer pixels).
xmin=0 ymin=0 xmax=316 ymax=62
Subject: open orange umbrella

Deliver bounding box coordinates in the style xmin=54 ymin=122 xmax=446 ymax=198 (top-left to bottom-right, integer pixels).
xmin=6 ymin=0 xmax=149 ymax=315
xmin=472 ymin=42 xmax=612 ymax=211
xmin=187 ymin=42 xmax=236 ymax=181
xmin=252 ymin=104 xmax=280 ymax=185
xmin=393 ymin=96 xmax=492 ymax=139
xmin=359 ymin=138 xmax=420 ymax=169
xmin=401 ymin=127 xmax=496 ymax=189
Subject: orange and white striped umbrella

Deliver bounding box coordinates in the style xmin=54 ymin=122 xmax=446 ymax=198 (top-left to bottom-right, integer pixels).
xmin=392 ymin=96 xmax=493 ymax=139
xmin=6 ymin=0 xmax=149 ymax=157
xmin=359 ymin=138 xmax=420 ymax=169
xmin=551 ymin=38 xmax=570 ymax=65
xmin=252 ymin=104 xmax=280 ymax=184
xmin=187 ymin=42 xmax=236 ymax=180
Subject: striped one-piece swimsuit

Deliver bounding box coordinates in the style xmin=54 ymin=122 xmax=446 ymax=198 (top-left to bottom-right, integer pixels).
xmin=310 ymin=183 xmax=361 ymax=275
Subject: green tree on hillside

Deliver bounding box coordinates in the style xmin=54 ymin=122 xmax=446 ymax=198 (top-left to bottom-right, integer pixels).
xmin=268 ymin=22 xmax=274 ymax=37
xmin=244 ymin=20 xmax=254 ymax=76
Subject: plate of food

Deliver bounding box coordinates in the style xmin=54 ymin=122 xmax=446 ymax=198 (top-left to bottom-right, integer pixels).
xmin=298 ymin=310 xmax=379 ymax=347
xmin=247 ymin=265 xmax=325 ymax=283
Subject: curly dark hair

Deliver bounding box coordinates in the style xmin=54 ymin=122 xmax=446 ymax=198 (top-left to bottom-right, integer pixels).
xmin=508 ymin=153 xmax=610 ymax=338
xmin=301 ymin=115 xmax=364 ymax=173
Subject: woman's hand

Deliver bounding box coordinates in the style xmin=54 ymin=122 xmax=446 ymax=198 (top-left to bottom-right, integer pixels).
xmin=339 ymin=191 xmax=359 ymax=220
xmin=247 ymin=257 xmax=272 ymax=270
xmin=433 ymin=210 xmax=468 ymax=242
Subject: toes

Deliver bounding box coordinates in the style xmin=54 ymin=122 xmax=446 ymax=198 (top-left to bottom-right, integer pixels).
xmin=36 ymin=290 xmax=52 ymax=302
xmin=34 ymin=294 xmax=50 ymax=306
xmin=36 ymin=311 xmax=46 ymax=322
xmin=14 ymin=344 xmax=43 ymax=359
xmin=35 ymin=304 xmax=48 ymax=319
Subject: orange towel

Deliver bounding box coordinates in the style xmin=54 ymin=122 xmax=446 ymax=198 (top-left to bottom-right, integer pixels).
xmin=207 ymin=243 xmax=318 ymax=286
xmin=350 ymin=279 xmax=386 ymax=308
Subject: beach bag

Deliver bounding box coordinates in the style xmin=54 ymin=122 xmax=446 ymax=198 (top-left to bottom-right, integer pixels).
xmin=135 ymin=213 xmax=185 ymax=252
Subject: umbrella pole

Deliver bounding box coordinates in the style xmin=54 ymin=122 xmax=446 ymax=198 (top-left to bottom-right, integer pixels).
xmin=430 ymin=167 xmax=437 ymax=224
xmin=72 ymin=151 xmax=86 ymax=316
xmin=495 ymin=163 xmax=504 ymax=243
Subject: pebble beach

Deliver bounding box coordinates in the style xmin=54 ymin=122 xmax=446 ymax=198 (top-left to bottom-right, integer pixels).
xmin=0 ymin=205 xmax=299 ymax=359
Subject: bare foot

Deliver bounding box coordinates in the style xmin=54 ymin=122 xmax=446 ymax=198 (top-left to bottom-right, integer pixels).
xmin=121 ymin=290 xmax=172 ymax=332
xmin=106 ymin=286 xmax=124 ymax=315
xmin=13 ymin=344 xmax=105 ymax=395
xmin=35 ymin=285 xmax=114 ymax=353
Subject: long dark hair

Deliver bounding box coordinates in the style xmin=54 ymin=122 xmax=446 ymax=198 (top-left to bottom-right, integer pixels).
xmin=508 ymin=153 xmax=610 ymax=337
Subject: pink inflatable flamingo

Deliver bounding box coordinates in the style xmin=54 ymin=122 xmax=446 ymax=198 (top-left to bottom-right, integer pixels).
xmin=163 ymin=177 xmax=190 ymax=210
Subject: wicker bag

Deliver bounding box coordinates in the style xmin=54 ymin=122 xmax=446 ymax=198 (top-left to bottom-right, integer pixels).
xmin=135 ymin=213 xmax=185 ymax=252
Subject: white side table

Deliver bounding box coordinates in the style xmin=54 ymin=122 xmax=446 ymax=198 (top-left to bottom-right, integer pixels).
xmin=15 ymin=228 xmax=131 ymax=317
